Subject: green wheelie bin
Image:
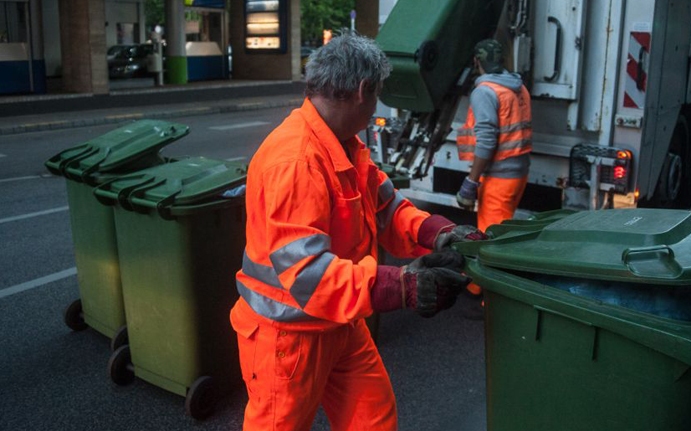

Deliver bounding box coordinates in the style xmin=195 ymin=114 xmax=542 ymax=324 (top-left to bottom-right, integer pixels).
xmin=376 ymin=0 xmax=506 ymax=112
xmin=93 ymin=156 xmax=247 ymax=420
xmin=44 ymin=120 xmax=189 ymax=350
xmin=453 ymin=208 xmax=691 ymax=431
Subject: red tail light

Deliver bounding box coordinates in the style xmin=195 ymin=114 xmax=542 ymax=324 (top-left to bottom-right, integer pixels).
xmin=614 ymin=166 xmax=626 ymax=180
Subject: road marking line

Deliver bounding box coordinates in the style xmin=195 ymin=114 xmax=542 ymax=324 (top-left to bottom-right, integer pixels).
xmin=0 ymin=267 xmax=77 ymax=299
xmin=0 ymin=206 xmax=69 ymax=224
xmin=224 ymin=157 xmax=247 ymax=162
xmin=0 ymin=175 xmax=42 ymax=183
xmin=210 ymin=121 xmax=269 ymax=131
xmin=0 ymin=153 xmax=6 ymax=158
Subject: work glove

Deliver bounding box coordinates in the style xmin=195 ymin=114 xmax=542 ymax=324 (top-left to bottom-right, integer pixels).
xmin=370 ymin=251 xmax=471 ymax=318
xmin=434 ymin=224 xmax=489 ymax=251
xmin=456 ymin=177 xmax=479 ymax=210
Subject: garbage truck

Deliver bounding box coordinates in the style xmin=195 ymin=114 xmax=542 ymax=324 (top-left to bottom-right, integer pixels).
xmin=369 ymin=0 xmax=691 ymax=212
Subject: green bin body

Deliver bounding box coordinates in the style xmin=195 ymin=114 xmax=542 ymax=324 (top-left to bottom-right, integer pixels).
xmin=376 ymin=0 xmax=505 ymax=112
xmin=94 ymin=157 xmax=246 ymax=401
xmin=44 ymin=120 xmax=189 ymax=339
xmin=453 ymin=209 xmax=691 ymax=431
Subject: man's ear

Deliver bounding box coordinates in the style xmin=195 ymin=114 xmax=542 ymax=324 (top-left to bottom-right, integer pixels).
xmin=356 ymin=80 xmax=368 ymax=104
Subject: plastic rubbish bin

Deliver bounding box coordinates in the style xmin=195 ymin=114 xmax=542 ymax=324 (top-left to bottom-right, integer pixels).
xmin=376 ymin=0 xmax=505 ymax=112
xmin=44 ymin=120 xmax=189 ymax=349
xmin=94 ymin=156 xmax=247 ymax=420
xmin=453 ymin=208 xmax=691 ymax=431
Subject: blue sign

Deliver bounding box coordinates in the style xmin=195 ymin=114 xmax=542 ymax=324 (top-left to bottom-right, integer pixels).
xmin=188 ymin=0 xmax=226 ymax=8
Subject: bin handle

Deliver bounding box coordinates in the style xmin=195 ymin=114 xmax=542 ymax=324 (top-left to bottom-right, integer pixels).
xmin=169 ymin=198 xmax=243 ymax=217
xmin=124 ymin=194 xmax=242 ymax=219
xmin=621 ymin=245 xmax=682 ymax=279
xmin=92 ymin=173 xmax=155 ymax=207
xmin=46 ymin=144 xmax=97 ymax=176
xmin=117 ymin=177 xmax=165 ymax=212
xmin=78 ymin=148 xmax=113 ymax=186
xmin=126 ymin=189 xmax=181 ymax=220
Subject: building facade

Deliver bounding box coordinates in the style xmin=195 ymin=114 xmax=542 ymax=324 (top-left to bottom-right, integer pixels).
xmin=0 ymin=0 xmax=379 ymax=96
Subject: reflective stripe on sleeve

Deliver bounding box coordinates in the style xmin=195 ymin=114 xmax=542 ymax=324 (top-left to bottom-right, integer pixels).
xmin=237 ymin=280 xmax=316 ymax=322
xmin=242 ymin=233 xmax=336 ymax=309
xmin=271 ymin=234 xmax=331 ymax=274
xmin=376 ymin=189 xmax=405 ymax=232
xmin=378 ymin=178 xmax=395 ymax=203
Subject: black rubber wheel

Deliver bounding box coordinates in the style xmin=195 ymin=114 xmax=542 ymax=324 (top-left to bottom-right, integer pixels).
xmin=110 ymin=325 xmax=128 ymax=352
xmin=643 ymin=114 xmax=691 ymax=208
xmin=64 ymin=299 xmax=88 ymax=331
xmin=185 ymin=376 xmax=218 ymax=420
xmin=108 ymin=345 xmax=134 ymax=385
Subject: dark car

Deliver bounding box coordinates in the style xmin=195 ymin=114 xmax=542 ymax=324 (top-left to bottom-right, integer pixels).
xmin=301 ymin=46 xmax=316 ymax=74
xmin=108 ymin=44 xmax=155 ymax=79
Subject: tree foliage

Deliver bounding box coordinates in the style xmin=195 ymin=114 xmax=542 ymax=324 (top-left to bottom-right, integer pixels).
xmin=145 ymin=0 xmax=165 ymax=29
xmin=144 ymin=0 xmax=355 ymax=45
xmin=301 ymin=0 xmax=355 ymax=46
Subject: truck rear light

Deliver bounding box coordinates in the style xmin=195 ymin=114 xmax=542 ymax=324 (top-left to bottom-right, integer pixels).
xmin=569 ymin=144 xmax=633 ymax=194
xmin=614 ymin=166 xmax=626 ymax=180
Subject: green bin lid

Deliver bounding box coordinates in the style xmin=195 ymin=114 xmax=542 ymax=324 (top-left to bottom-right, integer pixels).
xmin=45 ymin=119 xmax=189 ymax=184
xmin=461 ymin=209 xmax=691 ymax=285
xmin=94 ymin=156 xmax=247 ymax=218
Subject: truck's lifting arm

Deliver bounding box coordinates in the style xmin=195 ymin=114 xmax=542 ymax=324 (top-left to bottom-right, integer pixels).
xmin=378 ymin=69 xmax=470 ymax=179
xmin=371 ymin=0 xmax=507 ymax=179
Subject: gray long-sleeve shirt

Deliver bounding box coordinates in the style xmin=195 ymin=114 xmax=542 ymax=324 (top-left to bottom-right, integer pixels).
xmin=469 ymin=70 xmax=531 ymax=178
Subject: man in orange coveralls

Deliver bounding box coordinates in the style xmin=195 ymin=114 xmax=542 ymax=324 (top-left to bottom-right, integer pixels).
xmin=455 ymin=38 xmax=532 ymax=300
xmin=230 ymin=30 xmax=481 ymax=431
xmin=456 ymin=38 xmax=532 ymax=232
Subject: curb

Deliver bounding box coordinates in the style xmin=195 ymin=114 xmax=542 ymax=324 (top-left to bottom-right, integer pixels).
xmin=0 ymin=97 xmax=303 ymax=136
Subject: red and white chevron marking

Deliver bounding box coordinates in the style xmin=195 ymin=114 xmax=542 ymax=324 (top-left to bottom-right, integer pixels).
xmin=624 ymin=31 xmax=651 ymax=109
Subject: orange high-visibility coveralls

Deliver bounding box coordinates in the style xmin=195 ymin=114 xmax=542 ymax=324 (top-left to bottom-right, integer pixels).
xmin=456 ymin=81 xmax=532 ymax=232
xmin=231 ymin=98 xmax=435 ymax=431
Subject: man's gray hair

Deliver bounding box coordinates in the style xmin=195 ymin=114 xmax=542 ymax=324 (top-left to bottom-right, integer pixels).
xmin=305 ymin=30 xmax=392 ymax=100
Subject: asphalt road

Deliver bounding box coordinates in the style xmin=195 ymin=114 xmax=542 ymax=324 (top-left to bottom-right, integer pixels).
xmin=0 ymin=107 xmax=485 ymax=431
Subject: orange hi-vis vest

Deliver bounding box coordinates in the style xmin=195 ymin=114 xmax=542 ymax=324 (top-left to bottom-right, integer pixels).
xmin=457 ymin=81 xmax=532 ymax=163
xmin=233 ymin=98 xmax=432 ymax=331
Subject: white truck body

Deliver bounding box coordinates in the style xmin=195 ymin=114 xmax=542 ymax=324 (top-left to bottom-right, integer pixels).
xmin=371 ymin=0 xmax=691 ymax=212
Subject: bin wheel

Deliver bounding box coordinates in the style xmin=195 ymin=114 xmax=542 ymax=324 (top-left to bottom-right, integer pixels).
xmin=64 ymin=299 xmax=88 ymax=331
xmin=185 ymin=376 xmax=218 ymax=420
xmin=108 ymin=345 xmax=134 ymax=385
xmin=110 ymin=325 xmax=128 ymax=352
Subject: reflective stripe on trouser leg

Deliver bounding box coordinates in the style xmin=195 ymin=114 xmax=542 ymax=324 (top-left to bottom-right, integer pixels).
xmin=236 ymin=319 xmax=396 ymax=431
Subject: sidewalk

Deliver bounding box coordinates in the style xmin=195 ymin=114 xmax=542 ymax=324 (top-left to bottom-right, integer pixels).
xmin=0 ymin=79 xmax=306 ymax=136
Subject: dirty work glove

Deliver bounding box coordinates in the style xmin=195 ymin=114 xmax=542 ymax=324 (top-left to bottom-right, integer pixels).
xmin=434 ymin=225 xmax=489 ymax=251
xmin=456 ymin=177 xmax=479 ymax=210
xmin=370 ymin=251 xmax=471 ymax=318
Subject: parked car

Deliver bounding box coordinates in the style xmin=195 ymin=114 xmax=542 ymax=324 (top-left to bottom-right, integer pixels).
xmin=301 ymin=46 xmax=316 ymax=74
xmin=107 ymin=45 xmax=127 ymax=61
xmin=108 ymin=44 xmax=155 ymax=79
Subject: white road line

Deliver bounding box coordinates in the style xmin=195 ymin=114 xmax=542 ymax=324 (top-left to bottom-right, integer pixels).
xmin=224 ymin=157 xmax=248 ymax=162
xmin=0 ymin=153 xmax=6 ymax=158
xmin=0 ymin=267 xmax=76 ymax=299
xmin=0 ymin=175 xmax=43 ymax=183
xmin=210 ymin=121 xmax=269 ymax=131
xmin=0 ymin=206 xmax=69 ymax=224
